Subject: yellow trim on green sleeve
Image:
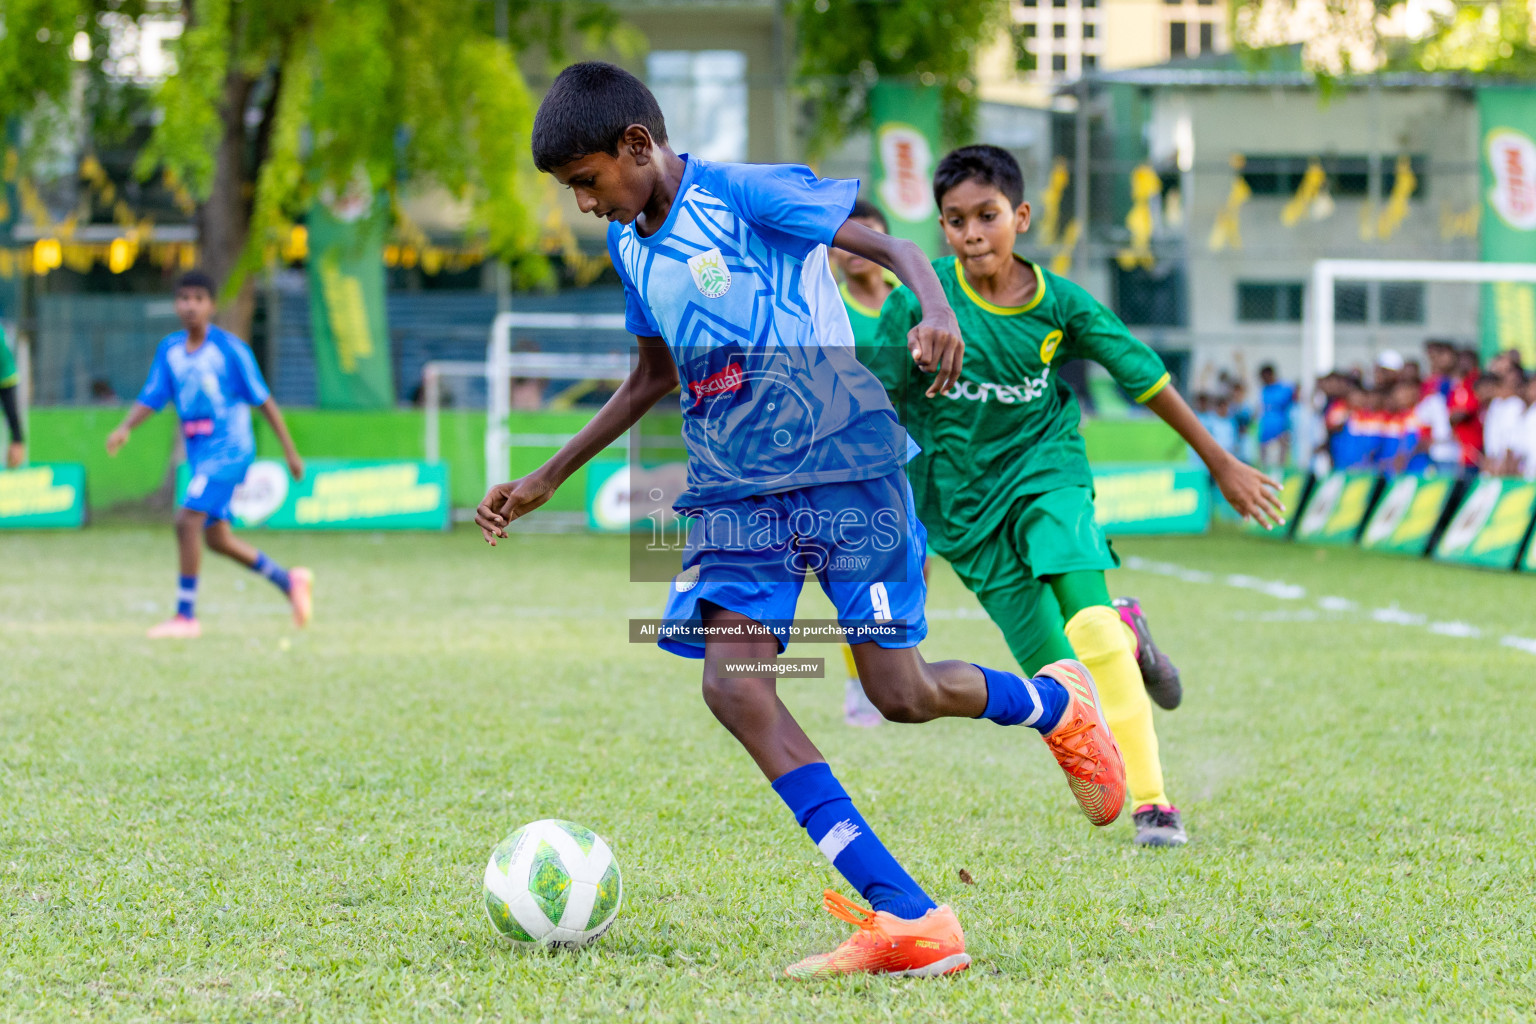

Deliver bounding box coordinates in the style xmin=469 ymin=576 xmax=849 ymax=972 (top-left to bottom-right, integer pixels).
xmin=954 ymin=257 xmax=1046 ymax=316
xmin=1135 ymin=372 xmax=1171 ymax=404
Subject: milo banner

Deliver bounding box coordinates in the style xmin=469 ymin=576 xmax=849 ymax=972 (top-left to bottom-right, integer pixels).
xmin=1477 ymin=89 xmax=1536 ymax=366
xmin=1092 ymin=464 xmax=1210 ymax=535
xmin=1293 ymin=471 xmax=1380 ymax=545
xmin=1433 ymin=477 xmax=1536 ymax=570
xmin=1359 ymin=474 xmax=1457 ymax=556
xmin=177 ymin=460 xmax=448 ymax=530
xmin=869 ymin=83 xmax=943 ymax=258
xmin=307 ymin=187 xmax=394 ymax=409
xmin=0 ymin=464 xmax=86 ymax=528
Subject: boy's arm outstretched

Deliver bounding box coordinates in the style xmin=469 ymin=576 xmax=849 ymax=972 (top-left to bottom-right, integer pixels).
xmin=1144 ymin=384 xmax=1286 ymax=529
xmin=831 ymin=220 xmax=963 ymax=398
xmin=476 ymin=335 xmax=679 ymax=545
xmin=256 ymin=398 xmax=305 ymax=481
xmin=105 ymin=402 xmax=157 ymax=455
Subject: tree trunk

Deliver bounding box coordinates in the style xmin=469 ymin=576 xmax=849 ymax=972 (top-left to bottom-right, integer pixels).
xmin=197 ymin=69 xmax=256 ymax=340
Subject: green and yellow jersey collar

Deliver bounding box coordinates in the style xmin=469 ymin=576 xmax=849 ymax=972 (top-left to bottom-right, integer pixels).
xmin=954 ymin=256 xmax=1046 ymax=316
xmin=839 ymin=281 xmax=884 ymax=320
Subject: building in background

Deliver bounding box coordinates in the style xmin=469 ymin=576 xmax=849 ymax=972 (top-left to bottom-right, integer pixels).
xmin=978 ymin=0 xmax=1230 ymax=107
xmin=1058 ymin=60 xmax=1483 ymax=388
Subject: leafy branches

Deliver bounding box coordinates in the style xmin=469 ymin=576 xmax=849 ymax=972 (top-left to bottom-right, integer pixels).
xmin=791 ymin=0 xmax=1007 ymax=159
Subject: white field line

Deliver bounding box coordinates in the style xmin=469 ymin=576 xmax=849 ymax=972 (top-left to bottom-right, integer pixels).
xmin=1121 ymin=555 xmax=1536 ymax=658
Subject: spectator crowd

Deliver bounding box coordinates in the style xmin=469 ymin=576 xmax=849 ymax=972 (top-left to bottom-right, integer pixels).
xmin=1192 ymin=341 xmax=1536 ymax=481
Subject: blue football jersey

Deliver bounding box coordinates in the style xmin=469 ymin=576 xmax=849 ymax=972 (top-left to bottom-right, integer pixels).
xmin=607 ymin=157 xmax=912 ymax=509
xmin=136 ymin=326 xmax=271 ymax=479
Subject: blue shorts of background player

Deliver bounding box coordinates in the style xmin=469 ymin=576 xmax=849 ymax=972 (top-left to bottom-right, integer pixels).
xmin=659 ymin=471 xmax=929 ymax=658
xmin=182 ymin=465 xmax=250 ymax=523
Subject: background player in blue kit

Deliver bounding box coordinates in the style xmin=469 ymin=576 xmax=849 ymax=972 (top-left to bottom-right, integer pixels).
xmin=107 ymin=272 xmax=312 ymax=639
xmin=474 ymin=62 xmax=1131 ymax=979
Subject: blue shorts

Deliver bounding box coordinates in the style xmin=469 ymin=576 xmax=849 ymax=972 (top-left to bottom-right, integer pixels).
xmin=658 ymin=471 xmax=929 ymax=658
xmin=182 ymin=466 xmax=247 ymax=523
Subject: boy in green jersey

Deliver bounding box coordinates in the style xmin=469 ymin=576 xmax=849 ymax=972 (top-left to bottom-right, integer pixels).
xmin=874 ymin=146 xmax=1284 ymax=846
xmin=831 ymin=199 xmax=896 ymax=356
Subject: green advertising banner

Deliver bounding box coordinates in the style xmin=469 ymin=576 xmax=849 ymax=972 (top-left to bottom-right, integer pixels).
xmin=307 ymin=189 xmax=394 ymax=409
xmin=1523 ymin=523 xmax=1536 ymax=574
xmin=0 ymin=464 xmax=86 ymax=528
xmin=177 ymin=459 xmax=448 ymax=530
xmin=1092 ymin=463 xmax=1210 ymax=535
xmin=1433 ymin=477 xmax=1536 ymax=570
xmin=1243 ymin=470 xmax=1310 ymax=538
xmin=1477 ymin=89 xmax=1536 ymax=367
xmin=869 ymin=83 xmax=943 ymax=258
xmin=1293 ymin=471 xmax=1379 ymax=545
xmin=1359 ymin=474 xmax=1457 ymax=556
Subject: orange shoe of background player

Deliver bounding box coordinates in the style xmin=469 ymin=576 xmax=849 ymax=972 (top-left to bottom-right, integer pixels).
xmin=784 ymin=890 xmax=970 ymax=980
xmin=1037 ymin=659 xmax=1127 ymax=826
xmin=146 ymin=615 xmax=201 ymax=639
xmin=288 ymin=567 xmax=313 ymax=628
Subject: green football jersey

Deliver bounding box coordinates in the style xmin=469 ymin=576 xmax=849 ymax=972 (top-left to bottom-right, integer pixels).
xmin=0 ymin=324 xmax=16 ymax=388
xmin=874 ymin=255 xmax=1169 ymax=558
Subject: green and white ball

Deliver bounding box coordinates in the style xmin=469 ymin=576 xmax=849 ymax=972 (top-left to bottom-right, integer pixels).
xmin=482 ymin=819 xmax=622 ymax=948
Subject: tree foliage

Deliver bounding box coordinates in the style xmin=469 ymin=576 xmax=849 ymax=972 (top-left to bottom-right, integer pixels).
xmin=1232 ymin=0 xmax=1536 ymax=79
xmin=0 ymin=0 xmax=635 ymax=298
xmin=791 ymin=0 xmax=1008 ymax=159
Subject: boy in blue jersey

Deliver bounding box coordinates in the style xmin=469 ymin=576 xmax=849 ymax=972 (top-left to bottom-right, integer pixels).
xmin=107 ymin=272 xmax=312 ymax=638
xmin=476 ymin=62 xmax=1128 ymax=979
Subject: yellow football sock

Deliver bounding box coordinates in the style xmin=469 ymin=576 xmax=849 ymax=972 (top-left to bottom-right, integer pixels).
xmin=1063 ymin=605 xmax=1169 ymax=809
xmin=841 ymin=643 xmax=860 ymax=680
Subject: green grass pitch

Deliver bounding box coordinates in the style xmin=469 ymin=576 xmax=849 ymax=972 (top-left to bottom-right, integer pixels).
xmin=3 ymin=525 xmax=1534 ymax=1022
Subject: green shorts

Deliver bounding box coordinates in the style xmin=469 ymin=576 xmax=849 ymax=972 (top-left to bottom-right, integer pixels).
xmin=942 ymin=486 xmax=1118 ymax=667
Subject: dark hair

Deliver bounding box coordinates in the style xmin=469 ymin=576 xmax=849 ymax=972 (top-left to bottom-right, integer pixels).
xmin=933 ymin=144 xmax=1025 ymax=209
xmin=531 ymin=61 xmax=667 ymax=172
xmin=176 ymin=270 xmax=216 ymax=297
xmin=849 ymin=198 xmax=888 ymax=231
xmin=1258 ymin=363 xmax=1276 ymax=376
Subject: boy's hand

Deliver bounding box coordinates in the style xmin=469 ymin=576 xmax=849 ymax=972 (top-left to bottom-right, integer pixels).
xmin=475 ymin=472 xmax=557 ymax=546
xmin=286 ymin=453 xmax=305 ymax=481
xmin=908 ymin=309 xmax=964 ymax=398
xmin=1213 ymin=455 xmax=1285 ymax=530
xmin=106 ymin=426 xmax=130 ymax=456
xmin=6 ymin=441 xmax=23 ymax=469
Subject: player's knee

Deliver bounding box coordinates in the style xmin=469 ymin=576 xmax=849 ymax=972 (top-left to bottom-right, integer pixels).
xmin=174 ymin=509 xmax=202 ymax=536
xmin=700 ymin=670 xmax=770 ymax=726
xmin=865 ymin=678 xmax=930 ymax=723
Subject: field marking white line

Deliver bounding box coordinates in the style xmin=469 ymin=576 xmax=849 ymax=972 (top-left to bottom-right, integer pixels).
xmin=1120 ymin=555 xmax=1536 ymax=659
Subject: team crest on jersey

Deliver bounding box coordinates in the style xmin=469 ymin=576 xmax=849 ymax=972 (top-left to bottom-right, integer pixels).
xmin=687 ymin=248 xmax=731 ymax=298
xmin=1039 ymin=330 xmax=1063 ymax=365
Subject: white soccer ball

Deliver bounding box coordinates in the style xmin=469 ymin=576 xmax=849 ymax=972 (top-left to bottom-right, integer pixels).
xmin=482 ymin=819 xmax=622 ymax=948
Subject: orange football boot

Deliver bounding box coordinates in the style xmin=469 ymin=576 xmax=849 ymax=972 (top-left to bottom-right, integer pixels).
xmin=1037 ymin=659 xmax=1127 ymax=826
xmin=784 ymin=890 xmax=970 ymax=979
xmin=288 ymin=567 xmax=313 ymax=628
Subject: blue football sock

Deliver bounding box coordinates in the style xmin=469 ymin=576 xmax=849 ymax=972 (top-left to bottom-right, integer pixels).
xmin=251 ymin=552 xmax=291 ymax=595
xmin=176 ymin=575 xmax=197 ymax=619
xmin=975 ymin=663 xmax=1068 ymax=733
xmin=771 ymin=761 xmax=937 ymax=921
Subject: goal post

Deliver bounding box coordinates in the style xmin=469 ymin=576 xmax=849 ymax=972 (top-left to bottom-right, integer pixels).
xmin=1305 ymin=258 xmax=1536 ymax=391
xmin=421 ymin=309 xmax=634 ymax=524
